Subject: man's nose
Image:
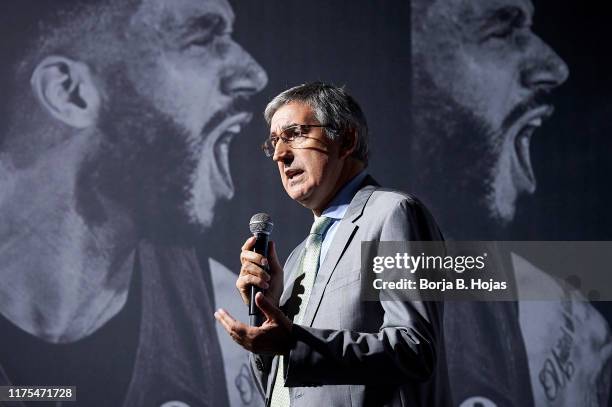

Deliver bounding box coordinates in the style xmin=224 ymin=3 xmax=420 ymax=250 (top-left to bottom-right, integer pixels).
xmin=521 ymin=37 xmax=569 ymax=92
xmin=272 ymin=140 xmax=293 ymax=164
xmin=221 ymin=42 xmax=268 ymax=98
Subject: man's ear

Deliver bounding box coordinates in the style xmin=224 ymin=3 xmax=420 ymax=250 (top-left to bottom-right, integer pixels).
xmin=30 ymin=56 xmax=101 ymax=129
xmin=339 ymin=129 xmax=358 ymax=159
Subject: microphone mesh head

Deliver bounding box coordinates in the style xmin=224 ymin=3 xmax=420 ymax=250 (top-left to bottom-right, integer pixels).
xmin=249 ymin=213 xmax=274 ymax=235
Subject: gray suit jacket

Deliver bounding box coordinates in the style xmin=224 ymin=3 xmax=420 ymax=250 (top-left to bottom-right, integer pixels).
xmin=250 ymin=177 xmax=449 ymax=406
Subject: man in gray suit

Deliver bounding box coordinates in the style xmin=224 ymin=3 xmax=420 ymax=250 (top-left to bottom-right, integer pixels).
xmin=215 ymin=82 xmax=448 ymax=406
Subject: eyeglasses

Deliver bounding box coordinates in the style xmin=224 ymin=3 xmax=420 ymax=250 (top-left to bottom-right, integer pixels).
xmin=261 ymin=124 xmax=331 ymax=157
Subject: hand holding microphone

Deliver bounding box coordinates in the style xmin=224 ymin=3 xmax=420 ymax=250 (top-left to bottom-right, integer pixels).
xmin=237 ymin=213 xmax=283 ymax=326
xmin=214 ymin=213 xmax=292 ymax=354
xmin=215 ymin=213 xmax=294 ymax=355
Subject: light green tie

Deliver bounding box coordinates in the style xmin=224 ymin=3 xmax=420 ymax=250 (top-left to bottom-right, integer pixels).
xmin=269 ymin=216 xmax=333 ymax=407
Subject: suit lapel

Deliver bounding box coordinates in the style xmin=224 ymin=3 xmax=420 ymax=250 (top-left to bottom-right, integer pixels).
xmin=301 ymin=178 xmax=378 ymax=326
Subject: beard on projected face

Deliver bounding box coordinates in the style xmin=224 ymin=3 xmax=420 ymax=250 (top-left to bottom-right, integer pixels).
xmin=75 ymin=69 xmax=251 ymax=245
xmin=411 ymin=66 xmax=553 ymax=239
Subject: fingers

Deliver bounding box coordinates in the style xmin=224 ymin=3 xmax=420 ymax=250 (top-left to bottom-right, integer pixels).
xmin=241 ymin=236 xmax=256 ymax=251
xmin=215 ymin=306 xmax=290 ymax=354
xmin=240 ymin=246 xmax=269 ymax=279
xmin=241 ymin=249 xmax=267 ymax=266
xmin=255 ymin=291 xmax=282 ymax=322
xmin=236 ymin=272 xmax=269 ymax=294
xmin=241 ymin=238 xmax=268 ymax=269
xmin=214 ymin=308 xmax=251 ymax=348
xmin=238 ymin=237 xmax=271 ymax=304
xmin=240 ymin=261 xmax=270 ymax=282
xmin=236 ymin=259 xmax=271 ymax=298
xmin=214 ymin=308 xmax=234 ymax=333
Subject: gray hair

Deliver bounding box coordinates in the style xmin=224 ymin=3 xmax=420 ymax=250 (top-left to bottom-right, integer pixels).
xmin=264 ymin=82 xmax=369 ymax=165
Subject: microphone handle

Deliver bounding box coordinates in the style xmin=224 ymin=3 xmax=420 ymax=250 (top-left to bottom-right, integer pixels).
xmin=249 ymin=232 xmax=269 ymax=326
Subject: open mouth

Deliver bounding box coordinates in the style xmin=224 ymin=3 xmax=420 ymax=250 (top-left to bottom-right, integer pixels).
xmin=510 ymin=105 xmax=554 ymax=193
xmin=285 ymin=168 xmax=304 ymax=180
xmin=284 ymin=168 xmax=305 ymax=185
xmin=207 ymin=112 xmax=253 ymax=197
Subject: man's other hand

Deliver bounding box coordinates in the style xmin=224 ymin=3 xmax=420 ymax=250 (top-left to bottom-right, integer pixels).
xmin=215 ymin=292 xmax=293 ymax=354
xmin=237 ymin=237 xmax=284 ymax=307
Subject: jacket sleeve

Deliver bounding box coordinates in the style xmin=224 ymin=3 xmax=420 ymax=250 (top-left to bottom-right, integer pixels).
xmin=249 ymin=352 xmax=274 ymax=398
xmin=283 ymin=197 xmax=444 ymax=386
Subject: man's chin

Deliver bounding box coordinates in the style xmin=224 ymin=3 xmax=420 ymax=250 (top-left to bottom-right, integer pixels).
xmin=285 ymin=185 xmax=309 ymax=204
xmin=293 ymin=192 xmax=319 ymax=211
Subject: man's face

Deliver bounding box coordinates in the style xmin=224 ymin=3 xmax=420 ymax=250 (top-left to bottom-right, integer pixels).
xmin=412 ymin=0 xmax=568 ymax=224
xmin=270 ymin=102 xmax=344 ymax=213
xmin=83 ymin=0 xmax=267 ymax=241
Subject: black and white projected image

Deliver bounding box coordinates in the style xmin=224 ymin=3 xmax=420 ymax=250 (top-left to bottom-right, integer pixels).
xmin=1 ymin=0 xmax=611 ymax=406
xmin=411 ymin=0 xmax=612 ymax=406
xmin=0 ymin=0 xmax=266 ymax=406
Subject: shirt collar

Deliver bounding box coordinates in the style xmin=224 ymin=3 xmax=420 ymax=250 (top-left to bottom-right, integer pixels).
xmin=320 ymin=171 xmax=368 ymax=221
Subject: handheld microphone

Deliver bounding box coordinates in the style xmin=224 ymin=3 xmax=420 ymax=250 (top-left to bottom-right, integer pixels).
xmin=248 ymin=213 xmax=274 ymax=326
